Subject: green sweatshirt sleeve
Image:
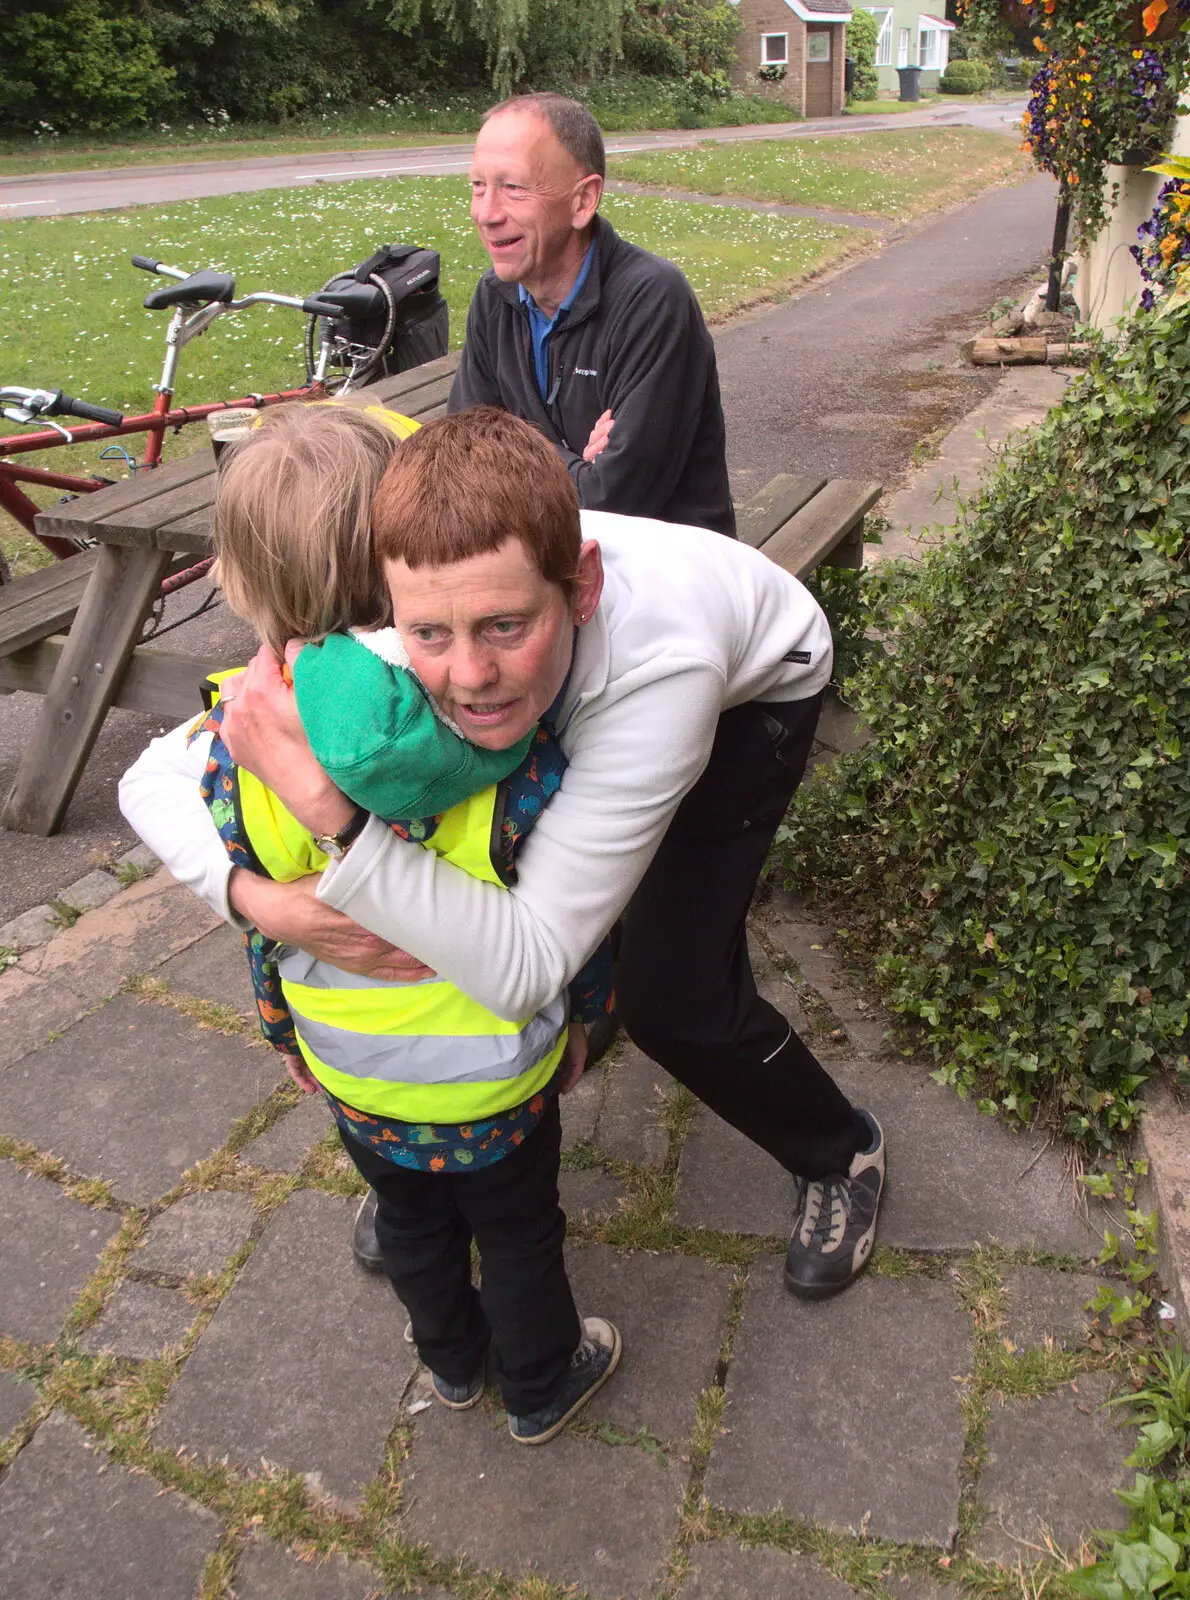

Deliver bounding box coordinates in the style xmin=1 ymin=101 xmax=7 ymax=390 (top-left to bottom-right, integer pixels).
xmin=292 ymin=632 xmax=532 ymax=818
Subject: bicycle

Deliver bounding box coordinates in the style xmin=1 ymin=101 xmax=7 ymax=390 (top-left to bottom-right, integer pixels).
xmin=0 ymin=256 xmax=383 ymax=580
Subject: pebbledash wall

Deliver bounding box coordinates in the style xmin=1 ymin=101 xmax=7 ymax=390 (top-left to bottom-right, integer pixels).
xmin=728 ymin=0 xmax=851 ymax=118
xmin=1076 ymin=112 xmax=1190 ymax=330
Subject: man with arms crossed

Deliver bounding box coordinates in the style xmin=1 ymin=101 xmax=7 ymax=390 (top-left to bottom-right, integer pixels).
xmin=450 ymin=91 xmax=735 ymax=538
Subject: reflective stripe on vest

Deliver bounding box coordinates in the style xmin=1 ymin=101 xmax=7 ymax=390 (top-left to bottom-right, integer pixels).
xmin=224 ymin=729 xmax=565 ymax=1122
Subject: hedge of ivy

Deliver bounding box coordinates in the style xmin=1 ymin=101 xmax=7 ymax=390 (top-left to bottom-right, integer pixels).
xmin=775 ymin=305 xmax=1190 ymax=1152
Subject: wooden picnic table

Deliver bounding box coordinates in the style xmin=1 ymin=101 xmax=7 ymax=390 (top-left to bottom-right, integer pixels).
xmin=0 ymin=350 xmax=878 ymax=835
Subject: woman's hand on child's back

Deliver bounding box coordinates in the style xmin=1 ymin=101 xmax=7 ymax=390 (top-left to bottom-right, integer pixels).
xmin=280 ymin=1052 xmax=321 ymax=1095
xmin=557 ymin=1021 xmax=589 ymax=1095
xmin=222 ymin=645 xmax=355 ymax=840
xmin=230 ymin=872 xmax=437 ymax=983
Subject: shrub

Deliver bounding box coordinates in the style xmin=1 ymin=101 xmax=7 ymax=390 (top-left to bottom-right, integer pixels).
xmin=845 ymin=7 xmax=880 ymax=102
xmin=0 ymin=1 xmax=175 ymax=132
xmin=774 ymin=306 xmax=1190 ymax=1152
xmin=939 ymin=59 xmax=992 ymax=94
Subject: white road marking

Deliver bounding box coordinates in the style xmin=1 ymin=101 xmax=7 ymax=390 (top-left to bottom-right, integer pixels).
xmin=0 ymin=198 xmax=59 ymax=209
xmin=293 ymin=160 xmax=469 ymax=181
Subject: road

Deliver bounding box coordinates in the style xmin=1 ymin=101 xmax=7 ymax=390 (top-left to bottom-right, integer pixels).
xmin=0 ymin=100 xmax=1026 ymax=218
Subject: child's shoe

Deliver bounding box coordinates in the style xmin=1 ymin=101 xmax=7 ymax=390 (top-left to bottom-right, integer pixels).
xmin=507 ymin=1317 xmax=621 ymax=1445
xmin=431 ymin=1365 xmax=486 ymax=1410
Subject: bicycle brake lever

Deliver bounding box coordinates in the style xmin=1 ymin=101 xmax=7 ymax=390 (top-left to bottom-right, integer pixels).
xmin=1 ymin=405 xmax=73 ymax=439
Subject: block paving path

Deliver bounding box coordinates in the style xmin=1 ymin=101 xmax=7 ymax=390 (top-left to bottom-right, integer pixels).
xmin=0 ymin=870 xmax=1145 ymax=1598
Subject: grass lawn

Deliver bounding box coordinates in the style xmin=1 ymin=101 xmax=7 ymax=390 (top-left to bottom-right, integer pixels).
xmin=609 ymin=127 xmax=1031 ymax=220
xmin=0 ymin=177 xmax=859 ymax=575
xmin=0 ymin=81 xmax=793 ymax=179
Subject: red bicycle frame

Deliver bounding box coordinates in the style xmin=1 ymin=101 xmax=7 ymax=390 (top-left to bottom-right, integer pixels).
xmin=1 ymin=255 xmax=345 ymax=559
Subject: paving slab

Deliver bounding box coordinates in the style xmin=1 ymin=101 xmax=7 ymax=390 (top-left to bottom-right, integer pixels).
xmin=676 ymin=1059 xmax=1106 ymax=1253
xmin=675 ymin=1110 xmax=791 ymax=1236
xmin=559 ymin=1167 xmax=625 ymax=1224
xmin=79 ymin=1280 xmax=197 ymax=1360
xmin=233 ymin=1533 xmax=411 ymax=1600
xmin=6 ymin=873 xmax=221 ymax=1070
xmin=0 ymin=904 xmax=57 ymax=951
xmin=559 ymin=1061 xmax=604 ymax=1149
xmin=706 ymin=1262 xmax=970 ymax=1546
xmin=0 ymin=1163 xmax=122 ymax=1344
xmin=680 ymin=1542 xmax=861 ymax=1599
xmin=136 ymin=1190 xmax=258 ymax=1277
xmin=1001 ymin=1267 xmax=1102 ymax=1351
xmin=16 ymin=872 xmax=211 ymax=980
xmin=57 ymin=870 xmax=122 ymax=916
xmin=240 ymin=1095 xmax=335 ymax=1172
xmin=0 ymin=1370 xmax=36 ymax=1437
xmin=757 ymin=970 xmax=811 ymax=1035
xmin=564 ymin=1242 xmax=733 ymax=1446
xmin=117 ymin=843 xmax=160 ymax=874
xmin=1142 ymin=1083 xmax=1190 ymax=1331
xmin=399 ymin=1400 xmax=683 ymax=1600
xmin=0 ymin=993 xmax=276 ymax=1205
xmin=976 ymin=1374 xmax=1134 ymax=1564
xmin=597 ymin=1044 xmax=670 ymax=1167
xmin=764 ymin=904 xmax=895 ymax=1057
xmin=0 ymin=1411 xmax=220 ymax=1600
xmin=155 ymin=1188 xmax=414 ymax=1506
xmin=0 ymin=965 xmax=94 ymax=1076
xmin=155 ymin=922 xmax=259 ymax=1020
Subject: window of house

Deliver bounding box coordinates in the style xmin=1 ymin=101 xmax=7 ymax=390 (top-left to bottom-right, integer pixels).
xmin=806 ymin=30 xmax=831 ymax=62
xmin=862 ymin=8 xmax=893 ymax=68
xmin=918 ymin=19 xmax=941 ymax=67
xmin=761 ymin=32 xmax=789 ymax=64
xmin=898 ymin=26 xmax=911 ymax=66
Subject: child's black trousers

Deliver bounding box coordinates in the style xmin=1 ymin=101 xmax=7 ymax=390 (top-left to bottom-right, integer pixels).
xmin=340 ymin=1095 xmax=580 ymax=1416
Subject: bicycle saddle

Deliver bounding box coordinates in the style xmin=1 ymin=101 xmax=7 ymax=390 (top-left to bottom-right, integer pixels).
xmin=313 ymin=284 xmax=386 ymax=320
xmin=143 ymin=269 xmax=236 ymax=310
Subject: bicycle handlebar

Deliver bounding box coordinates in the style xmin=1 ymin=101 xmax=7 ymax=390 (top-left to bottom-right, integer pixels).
xmin=57 ymin=394 xmax=124 ymax=427
xmin=131 ymin=254 xmax=189 ymax=282
xmin=0 ymin=386 xmax=123 ymax=431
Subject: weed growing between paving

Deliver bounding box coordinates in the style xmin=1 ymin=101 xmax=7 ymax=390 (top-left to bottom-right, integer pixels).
xmin=774 ymin=307 xmax=1190 ymax=1154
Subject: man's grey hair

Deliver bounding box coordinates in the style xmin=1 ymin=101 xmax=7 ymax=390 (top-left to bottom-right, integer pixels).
xmin=483 ymin=92 xmax=606 ymax=180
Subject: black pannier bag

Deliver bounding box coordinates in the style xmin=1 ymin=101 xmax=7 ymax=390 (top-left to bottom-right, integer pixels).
xmin=306 ymin=242 xmax=449 ymax=389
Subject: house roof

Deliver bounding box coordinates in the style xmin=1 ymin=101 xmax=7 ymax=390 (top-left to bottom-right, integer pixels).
xmin=784 ymin=0 xmax=853 ymax=18
xmin=919 ymin=11 xmax=956 ymax=27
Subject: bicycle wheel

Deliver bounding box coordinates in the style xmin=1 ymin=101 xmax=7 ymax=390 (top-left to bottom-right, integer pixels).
xmin=304 ymin=272 xmax=398 ymax=394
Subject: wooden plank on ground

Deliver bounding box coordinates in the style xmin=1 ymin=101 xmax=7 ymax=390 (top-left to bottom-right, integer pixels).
xmin=32 ymin=454 xmax=214 ymax=544
xmin=0 ymin=635 xmax=222 ymax=721
xmin=735 ymin=474 xmax=827 ymax=548
xmin=1 ymin=542 xmax=173 ymax=835
xmin=760 ymin=480 xmax=883 ymax=580
xmin=0 ymin=550 xmax=100 ymax=658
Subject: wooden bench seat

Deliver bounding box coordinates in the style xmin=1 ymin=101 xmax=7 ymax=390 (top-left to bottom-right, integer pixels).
xmin=0 ymin=549 xmax=100 ymax=662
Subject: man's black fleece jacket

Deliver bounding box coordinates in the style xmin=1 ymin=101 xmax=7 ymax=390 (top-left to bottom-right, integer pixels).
xmin=448 ymin=214 xmax=735 ymax=537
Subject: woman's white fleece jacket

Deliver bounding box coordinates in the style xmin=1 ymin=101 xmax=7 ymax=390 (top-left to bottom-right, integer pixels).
xmin=119 ymin=510 xmax=832 ymax=1022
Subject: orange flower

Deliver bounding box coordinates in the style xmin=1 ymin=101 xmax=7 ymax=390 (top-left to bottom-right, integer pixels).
xmin=1143 ymin=0 xmax=1169 ymax=34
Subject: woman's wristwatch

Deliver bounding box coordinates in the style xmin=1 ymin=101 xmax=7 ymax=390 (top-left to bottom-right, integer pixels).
xmin=315 ymin=806 xmax=369 ymax=860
